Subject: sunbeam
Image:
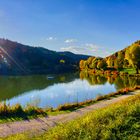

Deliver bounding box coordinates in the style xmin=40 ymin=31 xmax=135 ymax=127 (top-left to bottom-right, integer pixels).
xmin=0 ymin=46 xmax=26 ymax=73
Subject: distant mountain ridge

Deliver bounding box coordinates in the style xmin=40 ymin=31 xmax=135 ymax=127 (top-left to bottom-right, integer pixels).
xmin=0 ymin=38 xmax=90 ymax=75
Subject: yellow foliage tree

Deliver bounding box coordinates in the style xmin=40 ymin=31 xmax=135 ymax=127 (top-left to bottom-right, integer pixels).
xmin=125 ymin=43 xmax=140 ymax=74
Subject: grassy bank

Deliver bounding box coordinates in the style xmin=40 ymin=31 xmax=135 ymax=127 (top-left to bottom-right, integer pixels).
xmin=54 ymin=86 xmax=140 ymax=111
xmin=5 ymin=89 xmax=140 ymax=140
xmin=0 ymin=86 xmax=140 ymax=123
xmin=40 ymin=92 xmax=140 ymax=140
xmin=0 ymin=104 xmax=47 ymax=123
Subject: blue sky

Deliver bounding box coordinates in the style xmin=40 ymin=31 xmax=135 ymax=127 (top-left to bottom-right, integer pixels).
xmin=0 ymin=0 xmax=140 ymax=57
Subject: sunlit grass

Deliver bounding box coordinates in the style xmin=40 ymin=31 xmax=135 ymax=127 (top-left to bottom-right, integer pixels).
xmin=120 ymin=68 xmax=136 ymax=74
xmin=39 ymin=93 xmax=140 ymax=140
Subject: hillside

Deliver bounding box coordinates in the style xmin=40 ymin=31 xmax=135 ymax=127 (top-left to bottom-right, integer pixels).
xmin=80 ymin=40 xmax=140 ymax=71
xmin=0 ymin=38 xmax=90 ymax=75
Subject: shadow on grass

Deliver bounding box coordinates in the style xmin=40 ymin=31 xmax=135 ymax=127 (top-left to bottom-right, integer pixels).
xmin=0 ymin=104 xmax=48 ymax=123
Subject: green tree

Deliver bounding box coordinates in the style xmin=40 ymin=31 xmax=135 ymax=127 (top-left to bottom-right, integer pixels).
xmin=125 ymin=43 xmax=140 ymax=74
xmin=60 ymin=59 xmax=65 ymax=63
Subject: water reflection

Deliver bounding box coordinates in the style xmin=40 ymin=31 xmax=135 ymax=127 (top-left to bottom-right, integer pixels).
xmin=80 ymin=71 xmax=140 ymax=90
xmin=6 ymin=79 xmax=116 ymax=108
xmin=0 ymin=73 xmax=78 ymax=101
xmin=0 ymin=72 xmax=140 ymax=108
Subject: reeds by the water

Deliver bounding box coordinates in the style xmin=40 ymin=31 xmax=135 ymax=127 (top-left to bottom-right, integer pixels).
xmin=56 ymin=86 xmax=140 ymax=111
xmin=0 ymin=103 xmax=47 ymax=121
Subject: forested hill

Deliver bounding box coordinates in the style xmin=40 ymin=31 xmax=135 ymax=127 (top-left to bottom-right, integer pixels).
xmin=80 ymin=40 xmax=140 ymax=71
xmin=104 ymin=41 xmax=139 ymax=69
xmin=0 ymin=38 xmax=90 ymax=75
xmin=79 ymin=46 xmax=128 ymax=70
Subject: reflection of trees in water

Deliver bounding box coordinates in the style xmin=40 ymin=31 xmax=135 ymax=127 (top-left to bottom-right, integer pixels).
xmin=114 ymin=77 xmax=124 ymax=89
xmin=80 ymin=71 xmax=140 ymax=90
xmin=87 ymin=75 xmax=107 ymax=85
xmin=0 ymin=73 xmax=79 ymax=101
xmin=107 ymin=76 xmax=115 ymax=85
xmin=80 ymin=71 xmax=107 ymax=85
xmin=114 ymin=76 xmax=140 ymax=90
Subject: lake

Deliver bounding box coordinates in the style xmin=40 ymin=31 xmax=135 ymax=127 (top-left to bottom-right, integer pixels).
xmin=0 ymin=72 xmax=140 ymax=108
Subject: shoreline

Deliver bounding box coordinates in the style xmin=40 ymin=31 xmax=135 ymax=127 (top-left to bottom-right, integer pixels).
xmin=80 ymin=69 xmax=140 ymax=77
xmin=0 ymin=86 xmax=140 ymax=124
xmin=1 ymin=89 xmax=140 ymax=138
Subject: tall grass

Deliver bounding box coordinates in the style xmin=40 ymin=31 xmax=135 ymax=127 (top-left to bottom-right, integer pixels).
xmin=0 ymin=103 xmax=47 ymax=122
xmin=56 ymin=86 xmax=140 ymax=111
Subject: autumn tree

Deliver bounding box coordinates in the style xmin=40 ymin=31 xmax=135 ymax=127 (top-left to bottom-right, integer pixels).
xmin=87 ymin=57 xmax=95 ymax=68
xmin=114 ymin=59 xmax=123 ymax=70
xmin=79 ymin=60 xmax=88 ymax=70
xmin=87 ymin=57 xmax=95 ymax=65
xmin=79 ymin=60 xmax=85 ymax=69
xmin=118 ymin=51 xmax=124 ymax=60
xmin=123 ymin=59 xmax=129 ymax=68
xmin=106 ymin=57 xmax=114 ymax=67
xmin=90 ymin=57 xmax=102 ymax=69
xmin=125 ymin=43 xmax=140 ymax=74
xmin=97 ymin=60 xmax=107 ymax=70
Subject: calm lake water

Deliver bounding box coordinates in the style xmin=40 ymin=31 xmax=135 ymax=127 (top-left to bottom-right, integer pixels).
xmin=0 ymin=72 xmax=140 ymax=108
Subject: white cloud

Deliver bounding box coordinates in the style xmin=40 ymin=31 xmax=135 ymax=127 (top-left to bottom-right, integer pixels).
xmin=46 ymin=37 xmax=57 ymax=41
xmin=60 ymin=45 xmax=99 ymax=55
xmin=65 ymin=39 xmax=77 ymax=43
xmin=85 ymin=43 xmax=99 ymax=51
xmin=60 ymin=43 xmax=112 ymax=57
xmin=60 ymin=46 xmax=83 ymax=53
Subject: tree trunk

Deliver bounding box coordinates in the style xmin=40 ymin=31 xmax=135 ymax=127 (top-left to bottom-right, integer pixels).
xmin=136 ymin=68 xmax=139 ymax=74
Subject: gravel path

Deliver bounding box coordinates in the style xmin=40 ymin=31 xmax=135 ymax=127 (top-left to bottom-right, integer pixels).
xmin=0 ymin=90 xmax=140 ymax=138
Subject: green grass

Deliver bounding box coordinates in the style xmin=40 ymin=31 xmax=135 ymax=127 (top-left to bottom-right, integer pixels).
xmin=37 ymin=93 xmax=140 ymax=140
xmin=4 ymin=91 xmax=140 ymax=140
xmin=120 ymin=68 xmax=136 ymax=74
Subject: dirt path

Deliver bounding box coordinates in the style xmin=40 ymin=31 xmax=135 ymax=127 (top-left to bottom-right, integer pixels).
xmin=0 ymin=90 xmax=140 ymax=138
